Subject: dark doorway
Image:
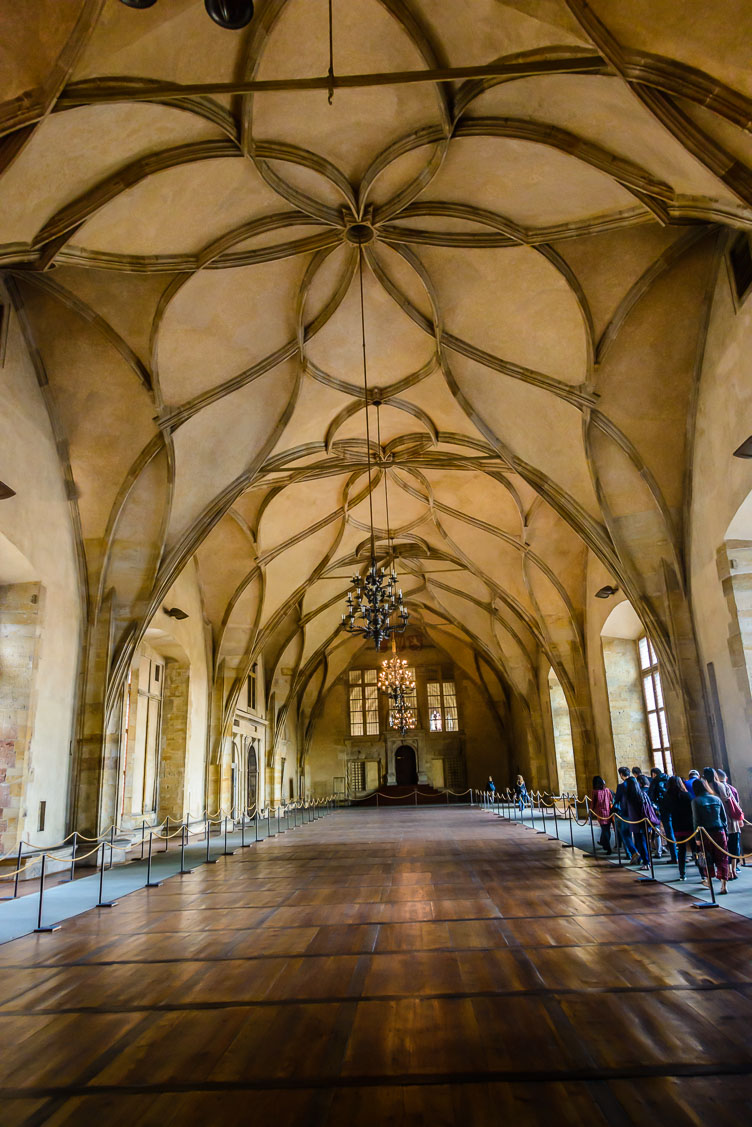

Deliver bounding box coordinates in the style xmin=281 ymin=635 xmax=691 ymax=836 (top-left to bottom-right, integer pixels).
xmin=394 ymin=745 xmax=418 ymax=785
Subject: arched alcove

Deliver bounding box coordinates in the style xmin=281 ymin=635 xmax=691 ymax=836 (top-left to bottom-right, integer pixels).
xmin=547 ymin=668 xmax=577 ymax=793
xmin=600 ymin=600 xmax=650 ymax=770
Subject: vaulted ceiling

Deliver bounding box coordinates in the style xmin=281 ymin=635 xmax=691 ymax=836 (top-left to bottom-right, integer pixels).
xmin=2 ymin=0 xmax=751 ymax=751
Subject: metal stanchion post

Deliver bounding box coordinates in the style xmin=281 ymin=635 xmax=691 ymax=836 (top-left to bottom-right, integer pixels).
xmin=268 ymin=807 xmax=272 ymax=837
xmin=165 ymin=816 xmax=170 ymax=853
xmin=34 ymin=854 xmax=61 ymax=933
xmin=206 ymin=817 xmax=218 ymax=863
xmin=68 ymin=831 xmax=78 ymax=882
xmin=140 ymin=821 xmax=146 ymax=860
xmin=277 ymin=806 xmax=282 ymax=834
xmin=1 ymin=842 xmax=24 ymax=900
xmin=255 ymin=808 xmax=259 ymax=842
xmin=562 ymin=803 xmax=574 ymax=848
xmin=538 ymin=795 xmax=547 ymax=835
xmin=588 ymin=809 xmax=598 ymax=857
xmin=97 ymin=842 xmax=118 ymax=907
xmin=529 ymin=796 xmax=535 ymax=831
xmin=552 ymin=799 xmax=559 ymax=840
xmin=109 ymin=824 xmax=115 ymax=869
xmin=616 ymin=818 xmax=623 ymax=866
xmin=223 ymin=814 xmax=235 ymax=856
xmin=146 ymin=832 xmax=162 ymax=887
xmin=637 ymin=822 xmax=657 ymax=883
xmin=240 ymin=811 xmax=246 ymax=848
xmin=693 ymin=830 xmax=719 ymax=909
xmin=179 ymin=822 xmax=193 ymax=874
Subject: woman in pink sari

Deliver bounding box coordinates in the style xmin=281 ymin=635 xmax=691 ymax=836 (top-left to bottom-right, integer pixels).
xmin=590 ymin=775 xmax=614 ymax=854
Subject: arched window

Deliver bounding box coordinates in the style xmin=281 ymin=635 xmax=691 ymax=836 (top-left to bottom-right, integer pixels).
xmin=638 ymin=636 xmax=672 ymax=774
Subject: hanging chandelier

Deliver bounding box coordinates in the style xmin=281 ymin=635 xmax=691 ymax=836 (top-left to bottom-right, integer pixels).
xmin=390 ymin=688 xmax=417 ymax=736
xmin=378 ymin=642 xmax=415 ymax=703
xmin=341 ymin=247 xmax=409 ymax=648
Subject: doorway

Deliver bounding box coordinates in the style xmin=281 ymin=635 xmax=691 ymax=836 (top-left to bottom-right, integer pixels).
xmin=394 ymin=745 xmax=418 ymax=785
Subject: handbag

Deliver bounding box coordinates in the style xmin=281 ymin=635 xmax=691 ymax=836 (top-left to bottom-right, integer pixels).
xmin=726 ymin=791 xmax=744 ymax=822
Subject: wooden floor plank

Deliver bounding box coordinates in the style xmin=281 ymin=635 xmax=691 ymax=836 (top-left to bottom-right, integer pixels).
xmin=0 ymin=807 xmax=750 ymax=1124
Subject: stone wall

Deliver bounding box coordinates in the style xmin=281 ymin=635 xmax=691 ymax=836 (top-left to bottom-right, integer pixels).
xmin=158 ymin=661 xmax=190 ymax=821
xmin=602 ymin=637 xmax=650 ymax=770
xmin=0 ymin=583 xmax=42 ymax=850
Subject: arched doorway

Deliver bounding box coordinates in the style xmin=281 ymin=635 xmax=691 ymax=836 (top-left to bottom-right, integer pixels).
xmin=394 ymin=745 xmax=418 ymax=785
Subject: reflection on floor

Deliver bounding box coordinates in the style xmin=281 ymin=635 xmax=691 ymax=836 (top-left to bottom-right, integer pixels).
xmin=0 ymin=808 xmax=751 ymax=1125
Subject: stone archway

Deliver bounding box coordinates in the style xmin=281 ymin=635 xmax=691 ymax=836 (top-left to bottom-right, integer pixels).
xmin=394 ymin=745 xmax=418 ymax=785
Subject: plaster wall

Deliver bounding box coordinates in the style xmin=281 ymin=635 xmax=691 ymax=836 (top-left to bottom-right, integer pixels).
xmin=602 ymin=638 xmax=650 ymax=769
xmin=0 ymin=309 xmax=80 ymax=848
xmin=690 ymin=261 xmax=752 ymax=813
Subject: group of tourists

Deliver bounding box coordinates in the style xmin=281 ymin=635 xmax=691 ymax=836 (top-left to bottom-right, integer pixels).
xmin=486 ymin=766 xmax=746 ymax=896
xmin=590 ymin=765 xmax=745 ymax=895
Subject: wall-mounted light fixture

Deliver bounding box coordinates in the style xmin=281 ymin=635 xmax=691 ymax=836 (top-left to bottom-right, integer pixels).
xmin=733 ymin=436 xmax=752 ymax=458
xmin=595 ymin=584 xmax=619 ymax=599
xmin=0 ymin=480 xmax=16 ymax=500
xmin=163 ymin=606 xmax=189 ymax=620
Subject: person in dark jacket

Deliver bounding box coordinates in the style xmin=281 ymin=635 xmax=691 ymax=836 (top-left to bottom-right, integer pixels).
xmin=691 ymin=777 xmax=729 ymax=893
xmin=664 ymin=776 xmax=695 ymax=880
xmin=625 ymin=776 xmax=651 ymax=869
xmin=648 ymin=767 xmax=674 ymax=862
xmin=614 ymin=766 xmax=640 ymax=863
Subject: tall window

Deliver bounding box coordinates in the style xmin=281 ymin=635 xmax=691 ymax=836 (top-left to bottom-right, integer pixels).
xmin=638 ymin=636 xmax=672 ymax=774
xmin=247 ymin=663 xmax=257 ymax=712
xmin=349 ymin=669 xmax=379 ymax=735
xmin=389 ymin=668 xmax=417 ymax=728
xmin=427 ymin=678 xmax=458 ymax=732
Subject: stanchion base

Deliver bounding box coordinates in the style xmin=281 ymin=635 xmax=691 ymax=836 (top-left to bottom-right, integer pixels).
xmin=222 ymin=850 xmax=237 ymax=856
xmin=692 ymin=902 xmax=719 ymax=909
xmin=34 ymin=925 xmax=61 ymax=933
xmin=637 ymin=877 xmax=656 ymax=883
xmin=205 ymin=859 xmax=220 ymax=865
xmin=561 ymin=844 xmax=574 ymax=848
xmin=0 ymin=895 xmax=16 ymax=901
xmin=97 ymin=900 xmax=118 ymax=908
xmin=146 ymin=881 xmax=162 ymax=887
xmin=536 ymin=830 xmax=547 ymax=835
xmin=239 ymin=843 xmax=252 ymax=849
xmin=179 ymin=869 xmax=195 ymax=875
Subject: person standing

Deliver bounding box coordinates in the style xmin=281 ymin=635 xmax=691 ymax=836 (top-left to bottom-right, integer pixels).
xmin=711 ymin=769 xmax=744 ymax=881
xmin=488 ymin=775 xmax=496 ymax=797
xmin=590 ymin=776 xmax=614 ymax=854
xmin=625 ymin=776 xmax=652 ymax=870
xmin=648 ymin=767 xmax=674 ymax=863
xmin=691 ymin=777 xmax=729 ymax=894
xmin=514 ymin=775 xmax=528 ymax=812
xmin=664 ymin=776 xmax=695 ymax=880
xmin=614 ymin=766 xmax=640 ymax=863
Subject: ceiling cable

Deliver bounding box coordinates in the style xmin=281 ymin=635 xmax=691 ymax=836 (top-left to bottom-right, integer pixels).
xmin=327 ymin=0 xmax=335 ymax=105
xmin=358 ymin=246 xmax=376 ymax=560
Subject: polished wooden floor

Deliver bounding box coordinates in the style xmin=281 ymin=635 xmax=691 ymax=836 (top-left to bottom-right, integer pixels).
xmin=1 ymin=808 xmax=751 ymax=1125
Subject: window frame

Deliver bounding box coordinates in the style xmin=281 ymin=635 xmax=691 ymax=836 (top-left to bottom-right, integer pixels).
xmin=638 ymin=635 xmax=673 ymax=775
xmin=348 ymin=669 xmax=379 ymax=736
xmin=426 ymin=677 xmax=459 ymax=733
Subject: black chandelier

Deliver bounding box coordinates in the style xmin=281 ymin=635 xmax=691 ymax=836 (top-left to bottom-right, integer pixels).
xmin=341 ymin=249 xmax=409 ymax=648
xmin=119 ymin=1 xmax=255 ymax=31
